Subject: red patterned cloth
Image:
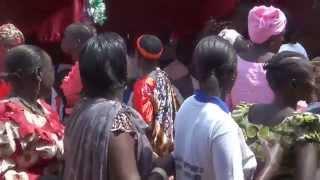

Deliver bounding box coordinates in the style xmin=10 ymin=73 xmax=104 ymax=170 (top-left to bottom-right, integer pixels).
xmin=60 ymin=62 xmax=82 ymax=115
xmin=133 ymin=76 xmax=156 ymax=124
xmin=0 ymin=81 xmax=11 ymax=100
xmin=0 ymin=98 xmax=64 ymax=179
xmin=133 ymin=68 xmax=178 ymax=156
xmin=0 ymin=24 xmax=24 ymax=48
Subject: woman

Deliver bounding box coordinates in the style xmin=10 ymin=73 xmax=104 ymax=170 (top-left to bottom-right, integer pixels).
xmin=229 ymin=5 xmax=287 ymax=108
xmin=133 ymin=34 xmax=179 ymax=156
xmin=173 ymin=36 xmax=262 ymax=180
xmin=0 ymin=45 xmax=64 ymax=179
xmin=233 ymin=51 xmax=319 ymax=180
xmin=0 ymin=24 xmax=24 ymax=99
xmin=63 ymin=33 xmax=173 ymax=180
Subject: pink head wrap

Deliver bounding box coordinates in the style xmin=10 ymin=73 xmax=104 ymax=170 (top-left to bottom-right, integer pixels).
xmin=248 ymin=6 xmax=287 ymax=44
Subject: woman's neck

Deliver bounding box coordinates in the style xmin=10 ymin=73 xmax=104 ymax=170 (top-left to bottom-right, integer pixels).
xmin=141 ymin=65 xmax=157 ymax=77
xmin=199 ymin=83 xmax=222 ymax=99
xmin=238 ymin=43 xmax=270 ymax=62
xmin=273 ymin=95 xmax=297 ymax=109
xmin=87 ymin=89 xmax=124 ymax=102
xmin=12 ymin=90 xmax=38 ymax=105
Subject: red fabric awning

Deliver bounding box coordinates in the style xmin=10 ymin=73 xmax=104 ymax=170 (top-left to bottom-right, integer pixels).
xmin=0 ymin=0 xmax=84 ymax=43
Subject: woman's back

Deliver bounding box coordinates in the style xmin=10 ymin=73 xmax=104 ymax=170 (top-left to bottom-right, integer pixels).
xmin=231 ymin=56 xmax=274 ymax=108
xmin=63 ymin=99 xmax=153 ymax=180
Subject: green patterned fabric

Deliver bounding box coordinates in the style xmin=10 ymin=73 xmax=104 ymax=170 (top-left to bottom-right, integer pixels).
xmin=232 ymin=103 xmax=320 ymax=146
xmin=232 ymin=103 xmax=320 ymax=178
xmin=87 ymin=0 xmax=107 ymax=25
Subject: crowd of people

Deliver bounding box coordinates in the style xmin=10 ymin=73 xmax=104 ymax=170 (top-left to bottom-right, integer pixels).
xmin=1 ymin=3 xmax=320 ymax=180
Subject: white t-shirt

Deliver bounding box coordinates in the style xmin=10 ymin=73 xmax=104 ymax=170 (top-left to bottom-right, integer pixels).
xmin=174 ymin=96 xmax=257 ymax=180
xmin=279 ymin=43 xmax=309 ymax=59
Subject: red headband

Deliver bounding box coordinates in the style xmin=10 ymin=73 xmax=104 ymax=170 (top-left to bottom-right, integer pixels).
xmin=136 ymin=36 xmax=163 ymax=61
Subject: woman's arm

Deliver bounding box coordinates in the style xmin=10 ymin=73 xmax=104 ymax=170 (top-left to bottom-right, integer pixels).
xmin=109 ymin=132 xmax=168 ymax=180
xmin=211 ymin=130 xmax=245 ymax=180
xmin=255 ymin=141 xmax=283 ymax=180
xmin=295 ymin=143 xmax=318 ymax=180
xmin=109 ymin=133 xmax=141 ymax=180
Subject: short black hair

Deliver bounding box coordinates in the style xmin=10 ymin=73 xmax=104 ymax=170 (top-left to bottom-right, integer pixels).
xmin=64 ymin=23 xmax=96 ymax=44
xmin=283 ymin=12 xmax=300 ymax=44
xmin=5 ymin=45 xmax=51 ymax=79
xmin=198 ymin=19 xmax=232 ymax=41
xmin=79 ymin=32 xmax=127 ymax=97
xmin=265 ymin=51 xmax=310 ymax=91
xmin=176 ymin=37 xmax=195 ymax=66
xmin=138 ymin=35 xmax=163 ymax=54
xmin=194 ymin=36 xmax=237 ymax=82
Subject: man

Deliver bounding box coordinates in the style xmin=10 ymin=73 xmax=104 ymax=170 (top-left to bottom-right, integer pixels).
xmin=60 ymin=23 xmax=96 ymax=115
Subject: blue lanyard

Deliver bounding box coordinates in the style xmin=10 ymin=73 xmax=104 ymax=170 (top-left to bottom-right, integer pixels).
xmin=194 ymin=90 xmax=230 ymax=113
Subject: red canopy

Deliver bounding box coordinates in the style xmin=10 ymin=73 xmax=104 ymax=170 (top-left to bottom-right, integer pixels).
xmin=0 ymin=0 xmax=237 ymax=43
xmin=0 ymin=0 xmax=84 ymax=43
xmin=3 ymin=0 xmax=318 ymax=58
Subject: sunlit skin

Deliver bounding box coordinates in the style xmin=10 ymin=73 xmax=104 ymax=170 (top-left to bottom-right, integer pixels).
xmin=249 ymin=55 xmax=318 ymax=180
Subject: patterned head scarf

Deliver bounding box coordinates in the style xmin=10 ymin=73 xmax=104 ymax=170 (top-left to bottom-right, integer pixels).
xmin=248 ymin=6 xmax=287 ymax=44
xmin=0 ymin=24 xmax=25 ymax=48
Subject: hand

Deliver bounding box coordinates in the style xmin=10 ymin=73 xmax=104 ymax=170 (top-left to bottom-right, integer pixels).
xmin=218 ymin=29 xmax=242 ymax=45
xmin=260 ymin=139 xmax=283 ymax=167
xmin=153 ymin=154 xmax=175 ymax=176
xmin=255 ymin=140 xmax=284 ymax=180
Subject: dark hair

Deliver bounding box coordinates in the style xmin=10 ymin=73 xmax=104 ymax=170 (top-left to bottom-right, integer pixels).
xmin=265 ymin=51 xmax=310 ymax=91
xmin=176 ymin=37 xmax=195 ymax=66
xmin=194 ymin=36 xmax=237 ymax=82
xmin=284 ymin=12 xmax=300 ymax=44
xmin=4 ymin=45 xmax=51 ymax=81
xmin=311 ymin=59 xmax=320 ymax=99
xmin=138 ymin=35 xmax=163 ymax=54
xmin=65 ymin=23 xmax=97 ymax=44
xmin=198 ymin=19 xmax=232 ymax=41
xmin=79 ymin=32 xmax=127 ymax=97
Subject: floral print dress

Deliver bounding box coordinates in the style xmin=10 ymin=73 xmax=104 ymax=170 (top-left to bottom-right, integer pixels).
xmin=232 ymin=103 xmax=320 ymax=180
xmin=0 ymin=98 xmax=64 ymax=180
xmin=133 ymin=68 xmax=179 ymax=156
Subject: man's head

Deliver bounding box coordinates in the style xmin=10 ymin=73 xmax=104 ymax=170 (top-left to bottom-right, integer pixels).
xmin=61 ymin=23 xmax=96 ymax=60
xmin=135 ymin=34 xmax=163 ymax=74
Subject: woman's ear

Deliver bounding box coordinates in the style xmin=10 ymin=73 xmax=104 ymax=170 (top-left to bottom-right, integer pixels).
xmin=291 ymin=78 xmax=297 ymax=89
xmin=35 ymin=67 xmax=42 ymax=82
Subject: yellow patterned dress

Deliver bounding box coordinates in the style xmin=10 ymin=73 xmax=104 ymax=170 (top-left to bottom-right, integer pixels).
xmin=232 ymin=103 xmax=320 ymax=179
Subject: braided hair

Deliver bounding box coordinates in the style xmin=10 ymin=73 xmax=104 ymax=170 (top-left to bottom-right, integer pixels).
xmin=194 ymin=36 xmax=236 ymax=81
xmin=80 ymin=32 xmax=127 ymax=97
xmin=264 ymin=51 xmax=314 ymax=102
xmin=194 ymin=35 xmax=237 ymax=97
